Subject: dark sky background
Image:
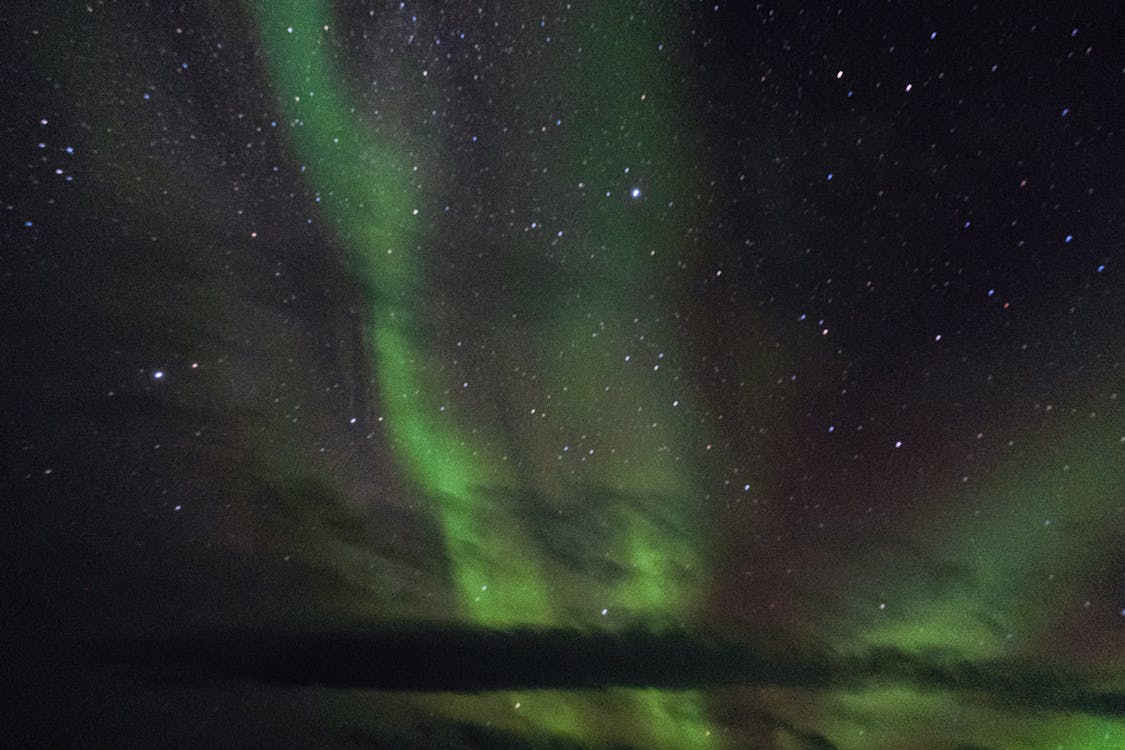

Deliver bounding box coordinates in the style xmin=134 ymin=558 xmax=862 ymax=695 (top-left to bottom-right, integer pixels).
xmin=4 ymin=1 xmax=1124 ymax=748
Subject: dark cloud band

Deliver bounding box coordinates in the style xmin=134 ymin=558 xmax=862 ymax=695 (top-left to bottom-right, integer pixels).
xmin=108 ymin=625 xmax=1124 ymax=717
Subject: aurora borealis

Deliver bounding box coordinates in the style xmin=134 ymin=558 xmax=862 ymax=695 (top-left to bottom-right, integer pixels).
xmin=5 ymin=1 xmax=1124 ymax=748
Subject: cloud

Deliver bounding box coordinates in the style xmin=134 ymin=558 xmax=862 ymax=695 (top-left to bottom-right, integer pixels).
xmin=106 ymin=624 xmax=1124 ymax=717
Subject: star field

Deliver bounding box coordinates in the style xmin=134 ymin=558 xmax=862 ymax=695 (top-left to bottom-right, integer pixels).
xmin=4 ymin=2 xmax=1124 ymax=748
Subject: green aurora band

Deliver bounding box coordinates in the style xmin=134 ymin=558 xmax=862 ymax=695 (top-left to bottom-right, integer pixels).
xmin=249 ymin=2 xmax=1123 ymax=748
xmin=252 ymin=0 xmax=718 ymax=746
xmin=254 ymin=0 xmax=553 ymax=627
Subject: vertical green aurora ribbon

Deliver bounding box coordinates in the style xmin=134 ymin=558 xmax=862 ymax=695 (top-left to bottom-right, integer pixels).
xmin=252 ymin=1 xmax=720 ymax=746
xmin=253 ymin=0 xmax=554 ymax=627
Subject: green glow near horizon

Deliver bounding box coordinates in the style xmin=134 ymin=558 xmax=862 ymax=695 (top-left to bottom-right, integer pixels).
xmin=855 ymin=419 xmax=1124 ymax=657
xmin=817 ymin=414 xmax=1125 ymax=748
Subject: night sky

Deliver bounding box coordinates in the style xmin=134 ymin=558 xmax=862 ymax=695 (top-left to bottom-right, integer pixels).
xmin=5 ymin=1 xmax=1125 ymax=748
